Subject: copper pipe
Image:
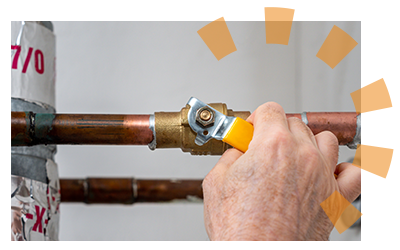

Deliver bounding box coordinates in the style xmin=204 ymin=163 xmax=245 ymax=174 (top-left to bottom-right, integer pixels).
xmin=59 ymin=178 xmax=203 ymax=204
xmin=11 ymin=112 xmax=31 ymax=145
xmin=11 ymin=112 xmax=154 ymax=146
xmin=11 ymin=111 xmax=359 ymax=149
xmin=136 ymin=179 xmax=203 ymax=202
xmin=286 ymin=112 xmax=358 ymax=145
xmin=304 ymin=112 xmax=358 ymax=145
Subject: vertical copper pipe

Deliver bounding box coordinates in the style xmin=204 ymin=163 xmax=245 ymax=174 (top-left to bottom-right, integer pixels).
xmin=59 ymin=178 xmax=203 ymax=204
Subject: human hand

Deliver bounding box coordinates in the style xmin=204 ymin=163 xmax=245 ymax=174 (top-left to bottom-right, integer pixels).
xmin=202 ymin=102 xmax=361 ymax=240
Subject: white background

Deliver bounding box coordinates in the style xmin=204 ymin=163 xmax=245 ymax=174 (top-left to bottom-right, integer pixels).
xmin=52 ymin=21 xmax=360 ymax=240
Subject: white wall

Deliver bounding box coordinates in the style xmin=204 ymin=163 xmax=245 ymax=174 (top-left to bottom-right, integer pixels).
xmin=53 ymin=21 xmax=360 ymax=240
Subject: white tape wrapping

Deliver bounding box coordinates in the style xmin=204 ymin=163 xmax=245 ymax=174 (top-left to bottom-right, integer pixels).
xmin=11 ymin=21 xmax=56 ymax=107
xmin=11 ymin=159 xmax=60 ymax=241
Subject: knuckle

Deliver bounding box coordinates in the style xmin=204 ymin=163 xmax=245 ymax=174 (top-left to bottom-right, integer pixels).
xmin=287 ymin=116 xmax=301 ymax=123
xmin=272 ymin=127 xmax=292 ymax=142
xmin=261 ymin=127 xmax=293 ymax=149
xmin=301 ymin=144 xmax=320 ymax=163
xmin=289 ymin=116 xmax=306 ymax=128
xmin=261 ymin=102 xmax=285 ymax=115
xmin=254 ymin=102 xmax=285 ymax=119
xmin=256 ymin=129 xmax=295 ymax=156
xmin=322 ymin=130 xmax=339 ymax=146
xmin=203 ymin=166 xmax=225 ymax=192
xmin=202 ymin=171 xmax=216 ymax=191
xmin=288 ymin=117 xmax=314 ymax=135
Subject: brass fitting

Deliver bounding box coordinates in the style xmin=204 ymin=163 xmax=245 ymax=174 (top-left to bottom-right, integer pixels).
xmin=154 ymin=103 xmax=250 ymax=155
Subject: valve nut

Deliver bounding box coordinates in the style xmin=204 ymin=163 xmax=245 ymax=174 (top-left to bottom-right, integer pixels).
xmin=196 ymin=107 xmax=215 ymax=127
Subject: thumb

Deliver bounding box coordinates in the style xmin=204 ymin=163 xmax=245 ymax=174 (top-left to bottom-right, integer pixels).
xmin=335 ymin=162 xmax=361 ymax=203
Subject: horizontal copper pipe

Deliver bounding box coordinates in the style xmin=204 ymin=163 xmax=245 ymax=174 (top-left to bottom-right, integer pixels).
xmin=11 ymin=112 xmax=154 ymax=146
xmin=60 ymin=178 xmax=203 ymax=204
xmin=286 ymin=112 xmax=358 ymax=145
xmin=11 ymin=112 xmax=31 ymax=146
xmin=11 ymin=111 xmax=359 ymax=148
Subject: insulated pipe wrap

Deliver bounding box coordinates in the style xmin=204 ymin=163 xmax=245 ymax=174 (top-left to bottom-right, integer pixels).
xmin=11 ymin=21 xmax=60 ymax=241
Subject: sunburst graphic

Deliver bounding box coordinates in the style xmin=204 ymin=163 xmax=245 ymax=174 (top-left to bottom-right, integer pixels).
xmin=197 ymin=7 xmax=394 ymax=234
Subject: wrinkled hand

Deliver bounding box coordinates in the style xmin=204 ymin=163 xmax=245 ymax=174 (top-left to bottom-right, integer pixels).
xmin=203 ymin=102 xmax=361 ymax=241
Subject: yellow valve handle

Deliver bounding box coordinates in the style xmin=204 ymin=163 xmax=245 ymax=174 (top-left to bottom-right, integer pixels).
xmin=222 ymin=117 xmax=254 ymax=153
xmin=223 ymin=119 xmax=346 ymax=179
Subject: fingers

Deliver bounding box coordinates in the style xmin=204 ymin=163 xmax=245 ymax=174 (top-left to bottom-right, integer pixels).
xmin=287 ymin=117 xmax=317 ymax=146
xmin=247 ymin=102 xmax=339 ymax=177
xmin=246 ymin=102 xmax=289 ymax=138
xmin=205 ymin=148 xmax=242 ymax=183
xmin=335 ymin=162 xmax=361 ymax=203
xmin=247 ymin=103 xmax=320 ymax=149
xmin=314 ymin=131 xmax=339 ymax=172
xmin=216 ymin=148 xmax=243 ymax=171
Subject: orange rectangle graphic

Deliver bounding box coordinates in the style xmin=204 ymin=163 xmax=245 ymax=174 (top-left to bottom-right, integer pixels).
xmin=351 ymin=78 xmax=392 ymax=114
xmin=320 ymin=190 xmax=362 ymax=234
xmin=316 ymin=25 xmax=358 ymax=69
xmin=264 ymin=7 xmax=295 ymax=45
xmin=353 ymin=144 xmax=393 ymax=178
xmin=197 ymin=17 xmax=237 ymax=60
